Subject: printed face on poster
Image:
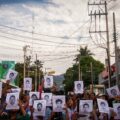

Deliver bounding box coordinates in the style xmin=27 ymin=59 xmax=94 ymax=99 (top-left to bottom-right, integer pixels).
xmin=44 ymin=76 xmax=53 ymax=88
xmin=11 ymin=88 xmax=21 ymax=93
xmin=0 ymin=82 xmax=2 ymax=98
xmin=6 ymin=69 xmax=18 ymax=82
xmin=74 ymin=81 xmax=84 ymax=94
xmin=97 ymin=99 xmax=109 ymax=113
xmin=29 ymin=92 xmax=39 ymax=106
xmin=79 ymin=100 xmax=93 ymax=113
xmin=106 ymin=85 xmax=120 ymax=98
xmin=6 ymin=92 xmax=19 ymax=110
xmin=33 ymin=100 xmax=46 ymax=116
xmin=41 ymin=93 xmax=52 ymax=106
xmin=113 ymin=103 xmax=120 ymax=119
xmin=53 ymin=95 xmax=65 ymax=112
xmin=24 ymin=78 xmax=32 ymax=91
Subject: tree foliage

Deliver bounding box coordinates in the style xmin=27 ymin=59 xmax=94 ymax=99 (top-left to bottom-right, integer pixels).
xmin=63 ymin=46 xmax=104 ymax=93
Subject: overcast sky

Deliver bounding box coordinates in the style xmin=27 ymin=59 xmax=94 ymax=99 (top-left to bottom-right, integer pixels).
xmin=0 ymin=0 xmax=119 ymax=74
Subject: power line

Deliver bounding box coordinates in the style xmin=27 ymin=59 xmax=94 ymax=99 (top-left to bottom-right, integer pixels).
xmin=0 ymin=24 xmax=89 ymax=40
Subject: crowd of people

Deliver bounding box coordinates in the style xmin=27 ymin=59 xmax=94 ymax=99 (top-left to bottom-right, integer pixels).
xmin=0 ymin=78 xmax=120 ymax=120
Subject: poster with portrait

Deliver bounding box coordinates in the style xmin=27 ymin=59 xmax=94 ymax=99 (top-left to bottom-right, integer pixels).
xmin=113 ymin=103 xmax=120 ymax=119
xmin=29 ymin=92 xmax=40 ymax=106
xmin=97 ymin=99 xmax=109 ymax=113
xmin=6 ymin=92 xmax=19 ymax=110
xmin=0 ymin=82 xmax=2 ymax=98
xmin=11 ymin=88 xmax=21 ymax=93
xmin=79 ymin=100 xmax=93 ymax=113
xmin=24 ymin=77 xmax=32 ymax=91
xmin=106 ymin=85 xmax=120 ymax=98
xmin=74 ymin=81 xmax=84 ymax=94
xmin=53 ymin=95 xmax=65 ymax=112
xmin=33 ymin=100 xmax=46 ymax=116
xmin=44 ymin=75 xmax=53 ymax=88
xmin=6 ymin=69 xmax=18 ymax=82
xmin=41 ymin=93 xmax=52 ymax=106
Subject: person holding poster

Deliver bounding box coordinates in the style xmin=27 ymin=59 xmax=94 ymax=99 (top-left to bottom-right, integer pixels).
xmin=53 ymin=95 xmax=65 ymax=112
xmin=6 ymin=69 xmax=18 ymax=82
xmin=44 ymin=76 xmax=53 ymax=88
xmin=41 ymin=93 xmax=52 ymax=106
xmin=97 ymin=99 xmax=109 ymax=113
xmin=33 ymin=100 xmax=46 ymax=116
xmin=106 ymin=85 xmax=120 ymax=98
xmin=113 ymin=103 xmax=120 ymax=119
xmin=74 ymin=81 xmax=84 ymax=94
xmin=6 ymin=93 xmax=19 ymax=110
xmin=24 ymin=78 xmax=32 ymax=91
xmin=29 ymin=92 xmax=39 ymax=106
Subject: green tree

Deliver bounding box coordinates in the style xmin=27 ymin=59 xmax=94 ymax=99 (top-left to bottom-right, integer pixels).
xmin=63 ymin=47 xmax=104 ymax=93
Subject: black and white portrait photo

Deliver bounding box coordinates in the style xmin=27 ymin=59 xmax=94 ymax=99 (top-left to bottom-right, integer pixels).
xmin=6 ymin=93 xmax=19 ymax=110
xmin=80 ymin=100 xmax=93 ymax=113
xmin=44 ymin=75 xmax=53 ymax=88
xmin=29 ymin=92 xmax=39 ymax=106
xmin=53 ymin=95 xmax=65 ymax=112
xmin=106 ymin=85 xmax=120 ymax=98
xmin=41 ymin=93 xmax=52 ymax=106
xmin=33 ymin=100 xmax=46 ymax=116
xmin=113 ymin=103 xmax=120 ymax=119
xmin=74 ymin=81 xmax=84 ymax=94
xmin=6 ymin=69 xmax=18 ymax=82
xmin=24 ymin=77 xmax=32 ymax=91
xmin=97 ymin=99 xmax=109 ymax=113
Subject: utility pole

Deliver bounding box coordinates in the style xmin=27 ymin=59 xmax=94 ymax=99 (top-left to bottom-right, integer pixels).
xmin=113 ymin=12 xmax=119 ymax=85
xmin=88 ymin=1 xmax=111 ymax=88
xmin=35 ymin=54 xmax=37 ymax=91
xmin=23 ymin=45 xmax=30 ymax=79
xmin=78 ymin=56 xmax=81 ymax=81
xmin=90 ymin=62 xmax=94 ymax=93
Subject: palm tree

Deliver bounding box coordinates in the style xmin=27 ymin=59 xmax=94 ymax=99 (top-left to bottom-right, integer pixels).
xmin=74 ymin=46 xmax=94 ymax=62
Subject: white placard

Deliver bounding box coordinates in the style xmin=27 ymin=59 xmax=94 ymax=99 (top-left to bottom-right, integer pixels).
xmin=6 ymin=69 xmax=18 ymax=82
xmin=41 ymin=93 xmax=52 ymax=106
xmin=0 ymin=82 xmax=2 ymax=98
xmin=33 ymin=100 xmax=46 ymax=116
xmin=79 ymin=100 xmax=93 ymax=113
xmin=74 ymin=81 xmax=84 ymax=94
xmin=11 ymin=88 xmax=21 ymax=93
xmin=97 ymin=99 xmax=109 ymax=113
xmin=53 ymin=95 xmax=65 ymax=112
xmin=6 ymin=92 xmax=19 ymax=110
xmin=44 ymin=76 xmax=53 ymax=88
xmin=29 ymin=92 xmax=39 ymax=106
xmin=106 ymin=85 xmax=120 ymax=98
xmin=113 ymin=103 xmax=120 ymax=119
xmin=24 ymin=77 xmax=32 ymax=91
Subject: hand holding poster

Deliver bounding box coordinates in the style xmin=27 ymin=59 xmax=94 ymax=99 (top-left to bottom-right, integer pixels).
xmin=6 ymin=69 xmax=18 ymax=82
xmin=33 ymin=100 xmax=46 ymax=116
xmin=24 ymin=77 xmax=32 ymax=91
xmin=106 ymin=85 xmax=120 ymax=98
xmin=6 ymin=92 xmax=19 ymax=110
xmin=97 ymin=99 xmax=109 ymax=113
xmin=53 ymin=95 xmax=65 ymax=112
xmin=29 ymin=92 xmax=39 ymax=106
xmin=79 ymin=100 xmax=93 ymax=113
xmin=41 ymin=93 xmax=52 ymax=106
xmin=113 ymin=103 xmax=120 ymax=119
xmin=44 ymin=75 xmax=53 ymax=88
xmin=74 ymin=81 xmax=84 ymax=94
